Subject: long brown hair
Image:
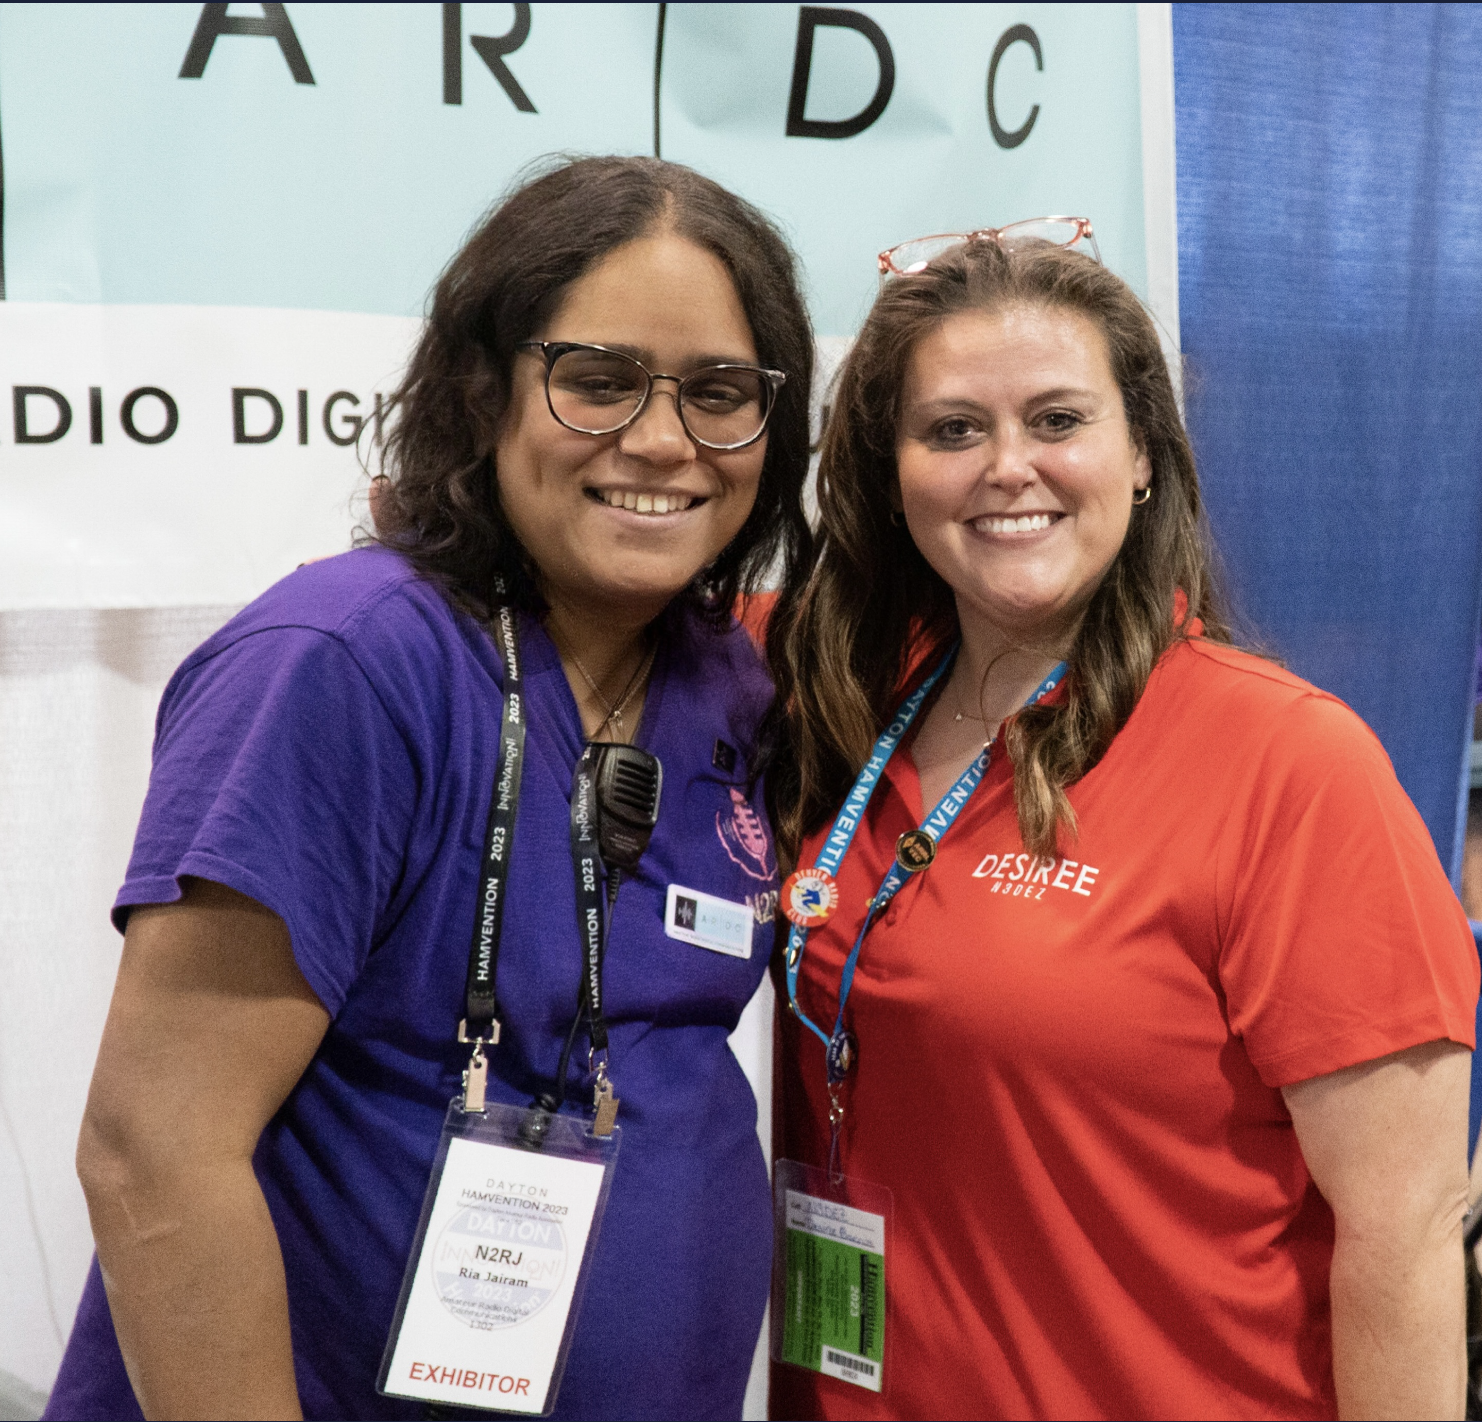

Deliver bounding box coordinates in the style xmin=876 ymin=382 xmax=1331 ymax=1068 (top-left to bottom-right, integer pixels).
xmin=765 ymin=238 xmax=1231 ymax=859
xmin=372 ymin=155 xmax=814 ymax=624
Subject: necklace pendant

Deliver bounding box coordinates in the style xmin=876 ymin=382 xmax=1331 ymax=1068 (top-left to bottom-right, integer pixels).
xmin=953 ymin=711 xmax=964 ymax=721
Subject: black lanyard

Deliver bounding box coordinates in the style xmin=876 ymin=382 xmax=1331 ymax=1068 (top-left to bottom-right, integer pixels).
xmin=461 ymin=600 xmax=525 ymax=1047
xmin=569 ymin=744 xmax=609 ymax=1056
xmin=460 ymin=605 xmax=618 ymax=1133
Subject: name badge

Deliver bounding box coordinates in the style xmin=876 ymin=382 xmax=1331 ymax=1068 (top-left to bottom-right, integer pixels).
xmin=379 ymin=1101 xmax=619 ymax=1416
xmin=664 ymin=883 xmax=754 ymax=958
xmin=771 ymin=1159 xmax=890 ymax=1395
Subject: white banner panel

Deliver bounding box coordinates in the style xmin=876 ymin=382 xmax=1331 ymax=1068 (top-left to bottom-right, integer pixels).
xmin=0 ymin=2 xmax=1174 ymax=608
xmin=0 ymin=303 xmax=419 ymax=606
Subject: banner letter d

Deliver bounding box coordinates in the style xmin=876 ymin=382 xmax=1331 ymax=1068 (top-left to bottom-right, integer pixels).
xmin=234 ymin=388 xmax=284 ymax=444
xmin=786 ymin=7 xmax=895 ymax=140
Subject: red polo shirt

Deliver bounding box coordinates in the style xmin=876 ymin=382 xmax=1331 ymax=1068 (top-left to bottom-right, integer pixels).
xmin=772 ymin=634 xmax=1477 ymax=1421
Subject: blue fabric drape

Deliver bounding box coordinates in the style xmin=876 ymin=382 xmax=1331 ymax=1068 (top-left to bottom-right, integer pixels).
xmin=1173 ymin=3 xmax=1482 ymax=1147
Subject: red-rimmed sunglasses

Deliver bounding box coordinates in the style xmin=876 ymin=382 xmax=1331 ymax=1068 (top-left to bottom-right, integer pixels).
xmin=878 ymin=217 xmax=1099 ymax=278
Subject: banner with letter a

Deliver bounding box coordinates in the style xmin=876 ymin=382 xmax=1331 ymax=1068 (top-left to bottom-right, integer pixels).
xmin=0 ymin=2 xmax=1175 ymax=608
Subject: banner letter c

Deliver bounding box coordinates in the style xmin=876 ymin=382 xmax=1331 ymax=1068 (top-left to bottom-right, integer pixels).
xmin=987 ymin=24 xmax=1042 ymax=149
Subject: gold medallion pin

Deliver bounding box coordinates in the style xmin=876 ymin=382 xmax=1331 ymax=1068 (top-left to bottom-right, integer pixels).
xmin=894 ymin=828 xmax=936 ymax=873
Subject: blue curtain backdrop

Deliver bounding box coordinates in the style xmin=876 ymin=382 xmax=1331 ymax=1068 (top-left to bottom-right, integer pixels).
xmin=1172 ymin=3 xmax=1482 ymax=1147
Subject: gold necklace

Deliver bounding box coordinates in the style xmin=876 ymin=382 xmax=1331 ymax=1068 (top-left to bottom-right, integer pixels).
xmin=951 ymin=681 xmax=987 ymax=722
xmin=565 ymin=639 xmax=656 ymax=742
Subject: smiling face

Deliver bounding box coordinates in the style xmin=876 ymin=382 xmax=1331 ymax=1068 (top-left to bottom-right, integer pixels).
xmin=494 ymin=229 xmax=768 ymax=621
xmin=895 ymin=302 xmax=1151 ymax=650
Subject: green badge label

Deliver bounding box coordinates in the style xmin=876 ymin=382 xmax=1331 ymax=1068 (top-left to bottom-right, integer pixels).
xmin=780 ymin=1190 xmax=885 ymax=1392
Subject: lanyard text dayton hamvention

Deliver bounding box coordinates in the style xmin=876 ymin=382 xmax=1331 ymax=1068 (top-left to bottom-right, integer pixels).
xmin=781 ymin=646 xmax=1066 ymax=1171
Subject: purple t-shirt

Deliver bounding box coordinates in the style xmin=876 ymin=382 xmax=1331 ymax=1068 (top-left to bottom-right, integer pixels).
xmin=46 ymin=548 xmax=778 ymax=1422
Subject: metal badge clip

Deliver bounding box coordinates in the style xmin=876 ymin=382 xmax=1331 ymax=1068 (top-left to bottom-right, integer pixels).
xmin=463 ymin=1039 xmax=489 ymax=1114
xmin=592 ymin=1055 xmax=620 ymax=1137
xmin=458 ymin=1017 xmax=502 ymax=1045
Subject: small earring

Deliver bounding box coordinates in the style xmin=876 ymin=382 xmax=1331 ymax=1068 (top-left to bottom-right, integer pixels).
xmin=1131 ymin=485 xmax=1152 ymax=506
xmin=890 ymin=509 xmax=905 ymax=526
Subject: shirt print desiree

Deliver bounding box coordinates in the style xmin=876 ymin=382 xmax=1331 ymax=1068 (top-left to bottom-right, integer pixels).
xmin=972 ymin=849 xmax=1102 ymax=900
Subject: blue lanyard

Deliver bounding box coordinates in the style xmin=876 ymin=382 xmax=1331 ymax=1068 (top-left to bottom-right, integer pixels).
xmin=785 ymin=649 xmax=1066 ymax=1084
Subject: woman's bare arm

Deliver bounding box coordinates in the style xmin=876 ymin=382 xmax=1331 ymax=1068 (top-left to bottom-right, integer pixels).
xmin=1284 ymin=1038 xmax=1470 ymax=1421
xmin=77 ymin=878 xmax=330 ymax=1421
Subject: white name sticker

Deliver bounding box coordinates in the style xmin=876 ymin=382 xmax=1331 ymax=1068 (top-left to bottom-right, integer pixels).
xmin=664 ymin=884 xmax=754 ymax=958
xmin=381 ymin=1135 xmax=606 ymax=1415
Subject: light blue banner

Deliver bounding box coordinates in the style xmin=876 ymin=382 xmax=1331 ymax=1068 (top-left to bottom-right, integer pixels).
xmin=660 ymin=3 xmax=1147 ymax=335
xmin=0 ymin=2 xmax=1149 ymax=336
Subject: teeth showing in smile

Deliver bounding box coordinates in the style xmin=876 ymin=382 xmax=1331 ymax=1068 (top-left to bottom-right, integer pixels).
xmin=594 ymin=489 xmax=696 ymax=515
xmin=975 ymin=513 xmax=1057 ymax=535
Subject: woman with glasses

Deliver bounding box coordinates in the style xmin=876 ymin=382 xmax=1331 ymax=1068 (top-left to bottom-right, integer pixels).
xmin=764 ymin=223 xmax=1476 ymax=1419
xmin=46 ymin=156 xmax=809 ymax=1422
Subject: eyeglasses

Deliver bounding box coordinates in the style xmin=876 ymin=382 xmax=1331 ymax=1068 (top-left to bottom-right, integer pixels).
xmin=877 ymin=217 xmax=1100 ymax=278
xmin=516 ymin=341 xmax=787 ymax=451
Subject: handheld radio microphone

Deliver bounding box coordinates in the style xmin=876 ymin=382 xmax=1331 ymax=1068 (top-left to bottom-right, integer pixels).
xmin=591 ymin=743 xmax=663 ymax=875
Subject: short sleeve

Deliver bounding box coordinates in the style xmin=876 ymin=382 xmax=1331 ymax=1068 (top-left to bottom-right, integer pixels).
xmin=1216 ymin=693 xmax=1478 ymax=1086
xmin=116 ymin=627 xmax=419 ymax=1017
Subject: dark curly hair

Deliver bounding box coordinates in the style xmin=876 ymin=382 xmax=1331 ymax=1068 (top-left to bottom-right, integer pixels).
xmin=371 ymin=155 xmax=814 ymax=624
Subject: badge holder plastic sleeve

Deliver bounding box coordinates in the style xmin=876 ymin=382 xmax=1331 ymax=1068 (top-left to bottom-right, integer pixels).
xmin=770 ymin=1158 xmax=893 ymax=1397
xmin=377 ymin=1099 xmax=621 ymax=1417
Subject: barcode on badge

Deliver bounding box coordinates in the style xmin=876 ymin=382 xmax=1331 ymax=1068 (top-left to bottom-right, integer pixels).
xmin=820 ymin=1346 xmax=882 ymax=1392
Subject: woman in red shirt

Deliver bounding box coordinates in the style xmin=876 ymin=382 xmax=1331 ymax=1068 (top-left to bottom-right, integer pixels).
xmin=765 ymin=223 xmax=1478 ymax=1420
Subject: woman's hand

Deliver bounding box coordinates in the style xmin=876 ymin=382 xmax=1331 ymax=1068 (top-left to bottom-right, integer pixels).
xmin=77 ymin=877 xmax=329 ymax=1420
xmin=1283 ymin=1038 xmax=1470 ymax=1421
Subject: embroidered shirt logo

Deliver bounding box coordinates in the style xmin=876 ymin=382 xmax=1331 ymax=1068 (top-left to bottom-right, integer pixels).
xmin=972 ymin=851 xmax=1101 ymax=900
xmin=717 ymin=786 xmax=775 ymax=882
xmin=745 ymin=888 xmax=780 ymax=925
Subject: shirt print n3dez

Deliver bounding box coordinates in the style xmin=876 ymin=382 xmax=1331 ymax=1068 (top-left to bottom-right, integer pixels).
xmin=972 ymin=851 xmax=1102 ymax=900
